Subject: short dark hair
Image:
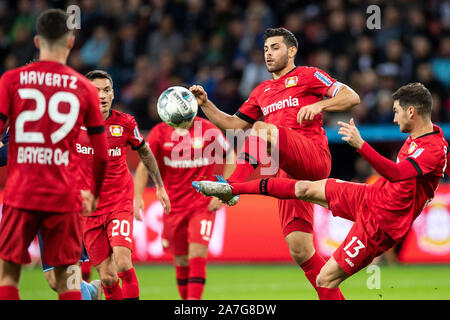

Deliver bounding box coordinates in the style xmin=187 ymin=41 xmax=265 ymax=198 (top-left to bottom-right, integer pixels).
xmin=263 ymin=27 xmax=298 ymax=49
xmin=85 ymin=70 xmax=113 ymax=87
xmin=392 ymin=82 xmax=432 ymax=117
xmin=36 ymin=9 xmax=71 ymax=43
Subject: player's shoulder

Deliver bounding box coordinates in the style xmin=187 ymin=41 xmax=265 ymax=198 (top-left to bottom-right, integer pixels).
xmin=251 ymin=79 xmax=273 ymax=95
xmin=414 ymin=125 xmax=448 ymax=154
xmin=109 ymin=109 xmax=137 ymax=126
xmin=295 ymin=65 xmax=326 ymax=77
xmin=0 ymin=64 xmax=27 ymax=81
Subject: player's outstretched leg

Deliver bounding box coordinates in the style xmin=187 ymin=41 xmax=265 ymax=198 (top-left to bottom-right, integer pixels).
xmin=192 ymin=175 xmax=239 ymax=206
xmin=193 ymin=177 xmax=297 ymax=201
xmin=194 ymin=177 xmax=330 ymax=207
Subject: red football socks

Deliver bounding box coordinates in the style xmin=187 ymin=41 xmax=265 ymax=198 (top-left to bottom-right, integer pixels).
xmin=187 ymin=257 xmax=206 ymax=300
xmin=102 ymin=279 xmax=123 ymax=300
xmin=175 ymin=265 xmax=189 ymax=300
xmin=58 ymin=290 xmax=82 ymax=300
xmin=228 ymin=135 xmax=268 ymax=183
xmin=300 ymin=252 xmax=326 ymax=291
xmin=316 ymin=287 xmax=344 ymax=300
xmin=230 ymin=178 xmax=297 ymax=199
xmin=0 ymin=285 xmax=20 ymax=300
xmin=300 ymin=253 xmax=345 ymax=300
xmin=118 ymin=267 xmax=140 ymax=300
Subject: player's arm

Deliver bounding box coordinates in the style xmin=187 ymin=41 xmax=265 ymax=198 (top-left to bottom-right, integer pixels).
xmin=298 ymin=82 xmax=360 ymax=125
xmin=87 ymin=127 xmax=108 ymax=197
xmin=190 ymin=85 xmax=251 ymax=131
xmin=82 ymin=83 xmax=109 ymax=215
xmin=223 ymin=149 xmax=236 ymax=180
xmin=136 ymin=143 xmax=171 ymax=214
xmin=134 ymin=161 xmax=148 ymax=220
xmin=322 ymin=83 xmax=360 ymax=112
xmin=338 ymin=118 xmax=419 ymax=182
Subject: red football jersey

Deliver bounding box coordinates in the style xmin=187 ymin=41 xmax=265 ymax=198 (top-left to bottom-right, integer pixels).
xmin=147 ymin=117 xmax=230 ymax=212
xmin=77 ymin=109 xmax=145 ymax=215
xmin=0 ymin=61 xmax=104 ymax=212
xmin=235 ymin=66 xmax=336 ymax=149
xmin=367 ymin=124 xmax=448 ymax=242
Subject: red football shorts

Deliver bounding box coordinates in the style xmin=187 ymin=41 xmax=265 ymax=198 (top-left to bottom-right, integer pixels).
xmin=0 ymin=205 xmax=82 ymax=266
xmin=83 ymin=209 xmax=134 ymax=266
xmin=162 ymin=207 xmax=216 ymax=256
xmin=276 ymin=126 xmax=332 ymax=237
xmin=325 ymin=179 xmax=396 ymax=275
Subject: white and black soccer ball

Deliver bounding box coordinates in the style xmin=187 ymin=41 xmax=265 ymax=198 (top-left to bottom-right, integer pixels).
xmin=157 ymin=86 xmax=198 ymax=127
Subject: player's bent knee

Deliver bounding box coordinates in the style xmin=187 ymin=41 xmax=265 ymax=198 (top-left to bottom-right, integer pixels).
xmin=315 ymin=272 xmax=326 ymax=288
xmin=316 ymin=269 xmax=343 ymax=289
xmin=115 ymin=257 xmax=133 ymax=273
xmin=289 ymin=248 xmax=315 ymax=265
xmin=100 ymin=272 xmax=118 ymax=287
xmin=287 ymin=242 xmax=315 ymax=265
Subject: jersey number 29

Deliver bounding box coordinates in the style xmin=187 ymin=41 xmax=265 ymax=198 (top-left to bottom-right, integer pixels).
xmin=16 ymin=88 xmax=80 ymax=144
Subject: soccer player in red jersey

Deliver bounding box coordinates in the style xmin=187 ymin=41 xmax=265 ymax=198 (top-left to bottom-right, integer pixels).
xmin=195 ymin=83 xmax=448 ymax=299
xmin=79 ymin=70 xmax=170 ymax=300
xmin=134 ymin=115 xmax=235 ymax=300
xmin=190 ymin=27 xmax=359 ymax=299
xmin=0 ymin=9 xmax=108 ymax=300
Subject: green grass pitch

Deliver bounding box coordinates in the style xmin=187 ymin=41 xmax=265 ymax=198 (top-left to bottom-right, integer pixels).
xmin=17 ymin=263 xmax=450 ymax=300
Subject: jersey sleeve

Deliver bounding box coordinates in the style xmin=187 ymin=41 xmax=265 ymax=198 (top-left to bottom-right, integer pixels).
xmin=235 ymin=89 xmax=262 ymax=124
xmin=83 ymin=81 xmax=105 ymax=133
xmin=406 ymin=142 xmax=446 ymax=177
xmin=126 ymin=115 xmax=145 ymax=150
xmin=0 ymin=72 xmax=12 ymax=122
xmin=305 ymin=67 xmax=337 ymax=97
xmin=357 ymin=142 xmax=419 ymax=182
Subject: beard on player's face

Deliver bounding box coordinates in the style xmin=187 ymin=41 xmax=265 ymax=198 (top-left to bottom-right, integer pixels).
xmin=265 ymin=50 xmax=289 ymax=73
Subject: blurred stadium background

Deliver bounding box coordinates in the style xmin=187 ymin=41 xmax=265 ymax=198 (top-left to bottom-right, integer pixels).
xmin=0 ymin=0 xmax=449 ymax=299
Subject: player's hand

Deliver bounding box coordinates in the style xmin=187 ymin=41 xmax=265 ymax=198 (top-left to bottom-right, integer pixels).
xmin=208 ymin=197 xmax=223 ymax=212
xmin=337 ymin=118 xmax=365 ymax=149
xmin=297 ymin=103 xmax=324 ymax=125
xmin=134 ymin=196 xmax=144 ymax=221
xmin=81 ymin=190 xmax=98 ymax=216
xmin=156 ymin=186 xmax=171 ymax=214
xmin=189 ymin=85 xmax=208 ymax=107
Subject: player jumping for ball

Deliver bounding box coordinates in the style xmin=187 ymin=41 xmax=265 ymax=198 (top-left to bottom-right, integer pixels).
xmin=190 ymin=27 xmax=360 ymax=300
xmin=194 ymin=82 xmax=448 ymax=299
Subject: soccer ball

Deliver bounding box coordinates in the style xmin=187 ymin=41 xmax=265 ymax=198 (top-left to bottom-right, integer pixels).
xmin=157 ymin=86 xmax=198 ymax=127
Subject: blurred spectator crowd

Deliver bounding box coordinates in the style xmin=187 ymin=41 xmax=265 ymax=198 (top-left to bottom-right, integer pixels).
xmin=0 ymin=0 xmax=449 ymax=131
